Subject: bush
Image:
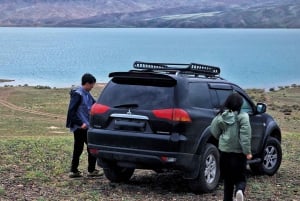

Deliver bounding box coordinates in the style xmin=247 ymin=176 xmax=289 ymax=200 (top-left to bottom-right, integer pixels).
xmin=280 ymin=105 xmax=293 ymax=115
xmin=291 ymin=84 xmax=297 ymax=88
xmin=34 ymin=85 xmax=51 ymax=89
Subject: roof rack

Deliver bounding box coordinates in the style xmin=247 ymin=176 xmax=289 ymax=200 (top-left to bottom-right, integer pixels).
xmin=133 ymin=61 xmax=221 ymax=77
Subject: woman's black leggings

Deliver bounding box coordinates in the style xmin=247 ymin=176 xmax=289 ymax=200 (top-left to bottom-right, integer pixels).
xmin=220 ymin=152 xmax=247 ymax=201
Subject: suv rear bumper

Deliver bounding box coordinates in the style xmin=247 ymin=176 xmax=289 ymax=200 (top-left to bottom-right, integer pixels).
xmin=88 ymin=128 xmax=187 ymax=152
xmin=88 ymin=128 xmax=201 ymax=179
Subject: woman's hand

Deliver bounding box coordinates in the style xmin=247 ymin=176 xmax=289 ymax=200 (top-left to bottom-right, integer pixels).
xmin=246 ymin=154 xmax=253 ymax=160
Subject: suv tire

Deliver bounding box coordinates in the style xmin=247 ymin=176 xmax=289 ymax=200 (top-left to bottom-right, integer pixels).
xmin=103 ymin=164 xmax=135 ymax=183
xmin=250 ymin=137 xmax=282 ymax=176
xmin=188 ymin=143 xmax=220 ymax=193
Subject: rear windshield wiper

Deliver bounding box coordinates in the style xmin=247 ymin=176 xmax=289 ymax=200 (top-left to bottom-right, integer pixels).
xmin=113 ymin=103 xmax=139 ymax=109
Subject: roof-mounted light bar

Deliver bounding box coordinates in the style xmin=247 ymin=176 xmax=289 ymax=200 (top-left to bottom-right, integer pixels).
xmin=188 ymin=63 xmax=220 ymax=76
xmin=133 ymin=61 xmax=221 ymax=77
xmin=133 ymin=61 xmax=168 ymax=70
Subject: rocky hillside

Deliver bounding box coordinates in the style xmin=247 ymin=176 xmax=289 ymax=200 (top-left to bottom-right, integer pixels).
xmin=0 ymin=0 xmax=299 ymax=28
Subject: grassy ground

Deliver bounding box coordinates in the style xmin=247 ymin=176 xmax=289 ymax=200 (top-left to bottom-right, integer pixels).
xmin=0 ymin=84 xmax=299 ymax=201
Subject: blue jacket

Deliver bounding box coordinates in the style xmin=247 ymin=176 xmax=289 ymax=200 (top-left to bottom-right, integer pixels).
xmin=66 ymin=86 xmax=95 ymax=132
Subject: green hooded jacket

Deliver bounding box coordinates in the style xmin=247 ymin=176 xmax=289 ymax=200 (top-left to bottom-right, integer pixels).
xmin=210 ymin=110 xmax=252 ymax=155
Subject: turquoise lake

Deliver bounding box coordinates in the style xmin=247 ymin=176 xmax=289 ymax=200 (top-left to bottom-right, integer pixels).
xmin=0 ymin=28 xmax=299 ymax=89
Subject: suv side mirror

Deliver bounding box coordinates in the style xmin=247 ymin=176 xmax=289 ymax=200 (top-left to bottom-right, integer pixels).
xmin=256 ymin=103 xmax=267 ymax=114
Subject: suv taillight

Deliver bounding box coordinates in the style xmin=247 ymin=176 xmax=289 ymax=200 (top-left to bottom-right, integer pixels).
xmin=90 ymin=103 xmax=110 ymax=115
xmin=152 ymin=108 xmax=191 ymax=122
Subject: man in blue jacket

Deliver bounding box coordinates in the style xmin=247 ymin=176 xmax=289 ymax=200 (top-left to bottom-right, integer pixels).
xmin=66 ymin=73 xmax=100 ymax=178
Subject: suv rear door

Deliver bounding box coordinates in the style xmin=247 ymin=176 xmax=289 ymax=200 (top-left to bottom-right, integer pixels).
xmin=89 ymin=72 xmax=190 ymax=152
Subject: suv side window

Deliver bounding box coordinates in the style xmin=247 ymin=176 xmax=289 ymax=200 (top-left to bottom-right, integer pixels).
xmin=216 ymin=89 xmax=233 ymax=107
xmin=188 ymin=83 xmax=212 ymax=109
xmin=209 ymin=83 xmax=233 ymax=109
xmin=241 ymin=96 xmax=254 ymax=114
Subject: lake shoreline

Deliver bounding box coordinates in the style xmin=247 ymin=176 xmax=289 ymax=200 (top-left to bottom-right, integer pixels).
xmin=0 ymin=79 xmax=14 ymax=83
xmin=1 ymin=79 xmax=299 ymax=92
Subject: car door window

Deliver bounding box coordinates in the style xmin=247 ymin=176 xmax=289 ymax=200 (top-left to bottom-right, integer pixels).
xmin=188 ymin=83 xmax=212 ymax=109
xmin=208 ymin=83 xmax=233 ymax=108
xmin=216 ymin=89 xmax=233 ymax=107
xmin=241 ymin=97 xmax=253 ymax=114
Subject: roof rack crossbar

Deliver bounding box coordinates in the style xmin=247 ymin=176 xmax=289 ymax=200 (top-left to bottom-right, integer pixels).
xmin=133 ymin=61 xmax=220 ymax=76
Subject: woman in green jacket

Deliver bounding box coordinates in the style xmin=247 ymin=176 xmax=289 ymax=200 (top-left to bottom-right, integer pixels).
xmin=210 ymin=93 xmax=252 ymax=201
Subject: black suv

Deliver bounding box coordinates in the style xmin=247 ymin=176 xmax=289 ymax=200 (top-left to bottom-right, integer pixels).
xmin=88 ymin=61 xmax=282 ymax=193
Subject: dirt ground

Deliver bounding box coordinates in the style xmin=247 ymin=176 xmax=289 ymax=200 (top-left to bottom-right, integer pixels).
xmin=0 ymin=85 xmax=300 ymax=201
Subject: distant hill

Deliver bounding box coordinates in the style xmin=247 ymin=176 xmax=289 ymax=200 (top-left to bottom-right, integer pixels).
xmin=0 ymin=0 xmax=299 ymax=28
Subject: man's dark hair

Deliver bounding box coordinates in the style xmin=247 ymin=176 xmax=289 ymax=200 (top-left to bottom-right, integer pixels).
xmin=81 ymin=73 xmax=96 ymax=85
xmin=220 ymin=93 xmax=243 ymax=113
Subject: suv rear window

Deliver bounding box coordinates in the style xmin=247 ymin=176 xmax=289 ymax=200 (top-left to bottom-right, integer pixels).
xmin=99 ymin=81 xmax=175 ymax=110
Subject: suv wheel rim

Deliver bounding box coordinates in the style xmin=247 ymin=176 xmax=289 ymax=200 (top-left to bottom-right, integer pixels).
xmin=205 ymin=154 xmax=217 ymax=184
xmin=263 ymin=145 xmax=278 ymax=170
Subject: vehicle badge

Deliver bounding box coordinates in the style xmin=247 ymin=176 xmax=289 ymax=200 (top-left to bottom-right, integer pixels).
xmin=127 ymin=108 xmax=132 ymax=115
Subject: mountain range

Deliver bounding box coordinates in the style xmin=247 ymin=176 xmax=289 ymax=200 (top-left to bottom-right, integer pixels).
xmin=0 ymin=0 xmax=299 ymax=28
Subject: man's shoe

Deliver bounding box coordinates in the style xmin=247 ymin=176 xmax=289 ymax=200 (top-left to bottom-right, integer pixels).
xmin=69 ymin=171 xmax=82 ymax=178
xmin=87 ymin=169 xmax=103 ymax=177
xmin=236 ymin=190 xmax=244 ymax=201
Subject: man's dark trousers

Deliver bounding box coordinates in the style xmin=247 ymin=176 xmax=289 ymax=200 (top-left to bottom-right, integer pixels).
xmin=71 ymin=128 xmax=97 ymax=173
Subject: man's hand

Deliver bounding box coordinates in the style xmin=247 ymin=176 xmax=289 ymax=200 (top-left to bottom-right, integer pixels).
xmin=81 ymin=123 xmax=88 ymax=129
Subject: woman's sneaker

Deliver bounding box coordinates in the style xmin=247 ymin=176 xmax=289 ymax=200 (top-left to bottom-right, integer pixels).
xmin=87 ymin=169 xmax=103 ymax=177
xmin=69 ymin=171 xmax=82 ymax=178
xmin=236 ymin=190 xmax=244 ymax=201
